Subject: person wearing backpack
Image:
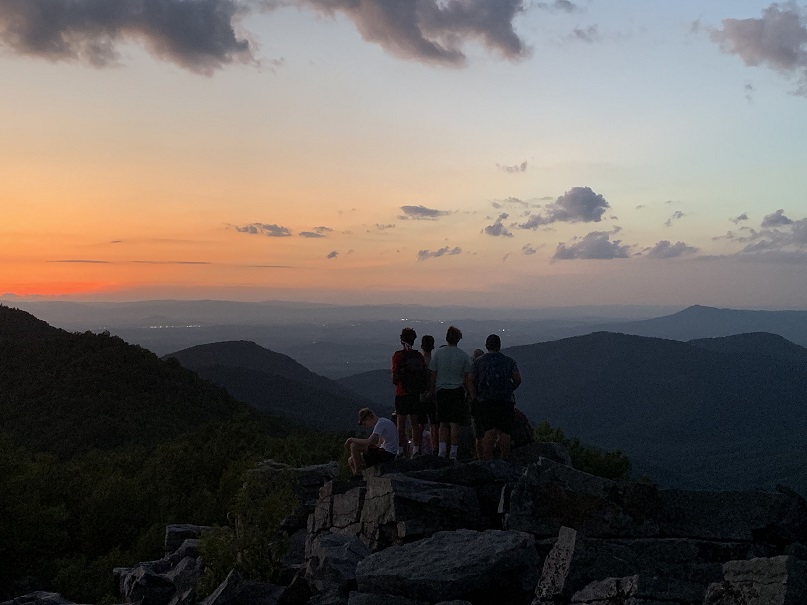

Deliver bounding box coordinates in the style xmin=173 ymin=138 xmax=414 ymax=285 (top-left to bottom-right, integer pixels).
xmin=472 ymin=334 xmax=522 ymax=460
xmin=392 ymin=327 xmax=428 ymax=457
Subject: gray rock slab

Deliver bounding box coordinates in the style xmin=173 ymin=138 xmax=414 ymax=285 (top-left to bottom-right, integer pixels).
xmin=570 ymin=575 xmax=705 ymax=605
xmin=165 ymin=524 xmax=210 ymax=553
xmin=347 ymin=593 xmax=428 ymax=605
xmin=509 ymin=443 xmax=573 ymax=467
xmin=305 ymin=533 xmax=371 ymax=594
xmin=356 ymin=529 xmax=539 ymax=603
xmin=704 ymin=556 xmax=807 ymax=605
xmin=507 ymin=459 xmax=660 ymax=539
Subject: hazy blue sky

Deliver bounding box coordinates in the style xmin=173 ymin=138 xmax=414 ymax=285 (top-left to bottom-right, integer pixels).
xmin=2 ymin=0 xmax=806 ymax=308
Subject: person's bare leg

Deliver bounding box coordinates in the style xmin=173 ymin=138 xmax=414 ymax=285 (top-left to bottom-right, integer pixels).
xmin=413 ymin=419 xmax=423 ymax=450
xmin=482 ymin=429 xmax=497 ymax=459
xmin=499 ymin=432 xmax=512 ymax=460
xmin=439 ymin=422 xmax=450 ymax=456
xmin=450 ymin=422 xmax=461 ymax=445
xmin=349 ymin=442 xmax=365 ymax=474
xmin=397 ymin=414 xmax=407 ymax=456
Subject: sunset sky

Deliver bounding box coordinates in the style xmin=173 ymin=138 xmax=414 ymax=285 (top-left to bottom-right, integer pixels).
xmin=2 ymin=0 xmax=807 ymax=309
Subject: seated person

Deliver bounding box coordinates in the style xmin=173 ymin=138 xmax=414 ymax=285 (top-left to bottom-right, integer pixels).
xmin=345 ymin=407 xmax=399 ymax=479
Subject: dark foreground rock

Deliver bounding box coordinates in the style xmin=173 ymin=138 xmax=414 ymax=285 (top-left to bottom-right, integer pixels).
xmin=11 ymin=444 xmax=807 ymax=605
xmin=356 ymin=529 xmax=538 ymax=603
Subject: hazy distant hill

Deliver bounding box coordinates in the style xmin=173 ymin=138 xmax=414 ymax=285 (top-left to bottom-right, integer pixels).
xmin=163 ymin=341 xmax=374 ymax=431
xmin=337 ymin=369 xmax=393 ymax=411
xmin=506 ymin=331 xmax=807 ymax=493
xmin=588 ymin=305 xmax=807 ymax=347
xmin=0 ymin=307 xmax=272 ymax=458
xmin=689 ymin=332 xmax=807 ymax=366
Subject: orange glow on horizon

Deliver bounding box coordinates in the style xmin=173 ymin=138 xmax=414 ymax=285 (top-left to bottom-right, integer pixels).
xmin=1 ymin=282 xmax=113 ymax=297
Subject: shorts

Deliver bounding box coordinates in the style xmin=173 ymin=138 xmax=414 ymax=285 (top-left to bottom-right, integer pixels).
xmin=363 ymin=445 xmax=396 ymax=467
xmin=395 ymin=393 xmax=420 ymax=416
xmin=435 ymin=387 xmax=467 ymax=425
xmin=478 ymin=400 xmax=515 ymax=435
xmin=417 ymin=394 xmax=437 ymax=426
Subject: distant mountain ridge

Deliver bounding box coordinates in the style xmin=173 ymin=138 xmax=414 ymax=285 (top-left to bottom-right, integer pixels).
xmin=589 ymin=305 xmax=807 ymax=347
xmin=163 ymin=341 xmax=374 ymax=431
xmin=0 ymin=307 xmax=274 ymax=458
xmin=506 ymin=331 xmax=807 ymax=493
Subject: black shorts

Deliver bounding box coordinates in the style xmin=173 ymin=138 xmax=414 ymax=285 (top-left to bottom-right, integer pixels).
xmin=417 ymin=394 xmax=437 ymax=426
xmin=478 ymin=400 xmax=515 ymax=435
xmin=395 ymin=393 xmax=420 ymax=416
xmin=363 ymin=445 xmax=396 ymax=467
xmin=435 ymin=387 xmax=467 ymax=424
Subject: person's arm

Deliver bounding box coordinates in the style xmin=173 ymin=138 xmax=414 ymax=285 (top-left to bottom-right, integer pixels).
xmin=391 ymin=352 xmax=400 ymax=386
xmin=512 ymin=369 xmax=522 ymax=390
xmin=345 ymin=432 xmax=381 ymax=448
xmin=464 ymin=371 xmax=475 ymax=401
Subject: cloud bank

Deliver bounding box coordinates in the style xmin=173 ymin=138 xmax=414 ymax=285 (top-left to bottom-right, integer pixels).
xmin=399 ymin=205 xmax=451 ymax=220
xmin=417 ymin=246 xmax=462 ymax=260
xmin=0 ymin=0 xmax=253 ymax=74
xmin=552 ymin=230 xmax=631 ymax=261
xmin=295 ymin=0 xmax=531 ymax=67
xmin=711 ymin=2 xmax=807 ymax=94
xmin=520 ymin=186 xmax=610 ymax=229
xmin=235 ymin=223 xmax=292 ymax=237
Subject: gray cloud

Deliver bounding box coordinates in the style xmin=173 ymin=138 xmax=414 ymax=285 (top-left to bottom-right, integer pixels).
xmin=761 ymin=208 xmax=794 ymax=227
xmin=521 ymin=243 xmax=538 ymax=255
xmin=326 ymin=250 xmax=339 ymax=259
xmin=570 ymin=25 xmax=599 ymax=43
xmin=497 ymin=161 xmax=528 ymax=173
xmin=731 ymin=213 xmax=749 ymax=224
xmin=645 ymin=240 xmax=699 ymax=259
xmin=313 ymin=226 xmax=333 ymax=234
xmin=295 ymin=0 xmax=530 ymax=67
xmin=536 ymin=0 xmax=579 ymax=13
xmin=552 ymin=230 xmax=632 ymax=261
xmin=710 ymin=3 xmax=807 ymax=94
xmin=484 ymin=213 xmax=513 ymax=238
xmin=235 ymin=223 xmax=292 ymax=237
xmin=417 ymin=246 xmax=462 ymax=260
xmin=665 ymin=210 xmax=686 ymax=227
xmin=299 ymin=231 xmax=325 ymax=238
xmin=520 ymin=186 xmax=610 ymax=229
xmin=0 ymin=0 xmax=253 ymax=74
xmin=375 ymin=223 xmax=395 ymax=230
xmin=399 ymin=205 xmax=451 ymax=220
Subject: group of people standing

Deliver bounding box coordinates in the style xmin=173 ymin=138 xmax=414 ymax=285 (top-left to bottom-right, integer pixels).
xmin=345 ymin=325 xmax=521 ymax=478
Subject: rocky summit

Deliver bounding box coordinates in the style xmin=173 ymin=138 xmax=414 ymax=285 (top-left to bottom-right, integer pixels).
xmin=6 ymin=442 xmax=807 ymax=605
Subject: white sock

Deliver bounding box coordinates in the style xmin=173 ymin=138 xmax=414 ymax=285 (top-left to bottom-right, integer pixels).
xmin=438 ymin=442 xmax=447 ymax=457
xmin=450 ymin=445 xmax=459 ymax=459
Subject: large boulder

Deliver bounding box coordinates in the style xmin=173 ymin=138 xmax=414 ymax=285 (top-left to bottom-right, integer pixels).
xmin=0 ymin=594 xmax=83 ymax=605
xmin=506 ymin=459 xmax=660 ymax=538
xmin=534 ymin=526 xmax=756 ymax=604
xmin=704 ymin=556 xmax=807 ymax=604
xmin=305 ymin=533 xmax=371 ymax=595
xmin=356 ymin=529 xmax=539 ymax=604
xmin=310 ymin=474 xmax=484 ymax=551
xmin=165 ymin=525 xmax=210 ymax=553
xmin=569 ymin=575 xmax=706 ymax=605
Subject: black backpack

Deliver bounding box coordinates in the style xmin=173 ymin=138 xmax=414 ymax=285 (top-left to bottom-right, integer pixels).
xmin=399 ymin=349 xmax=428 ymax=395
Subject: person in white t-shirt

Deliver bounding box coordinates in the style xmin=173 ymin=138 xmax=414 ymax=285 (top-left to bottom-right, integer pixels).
xmin=345 ymin=408 xmax=399 ymax=479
